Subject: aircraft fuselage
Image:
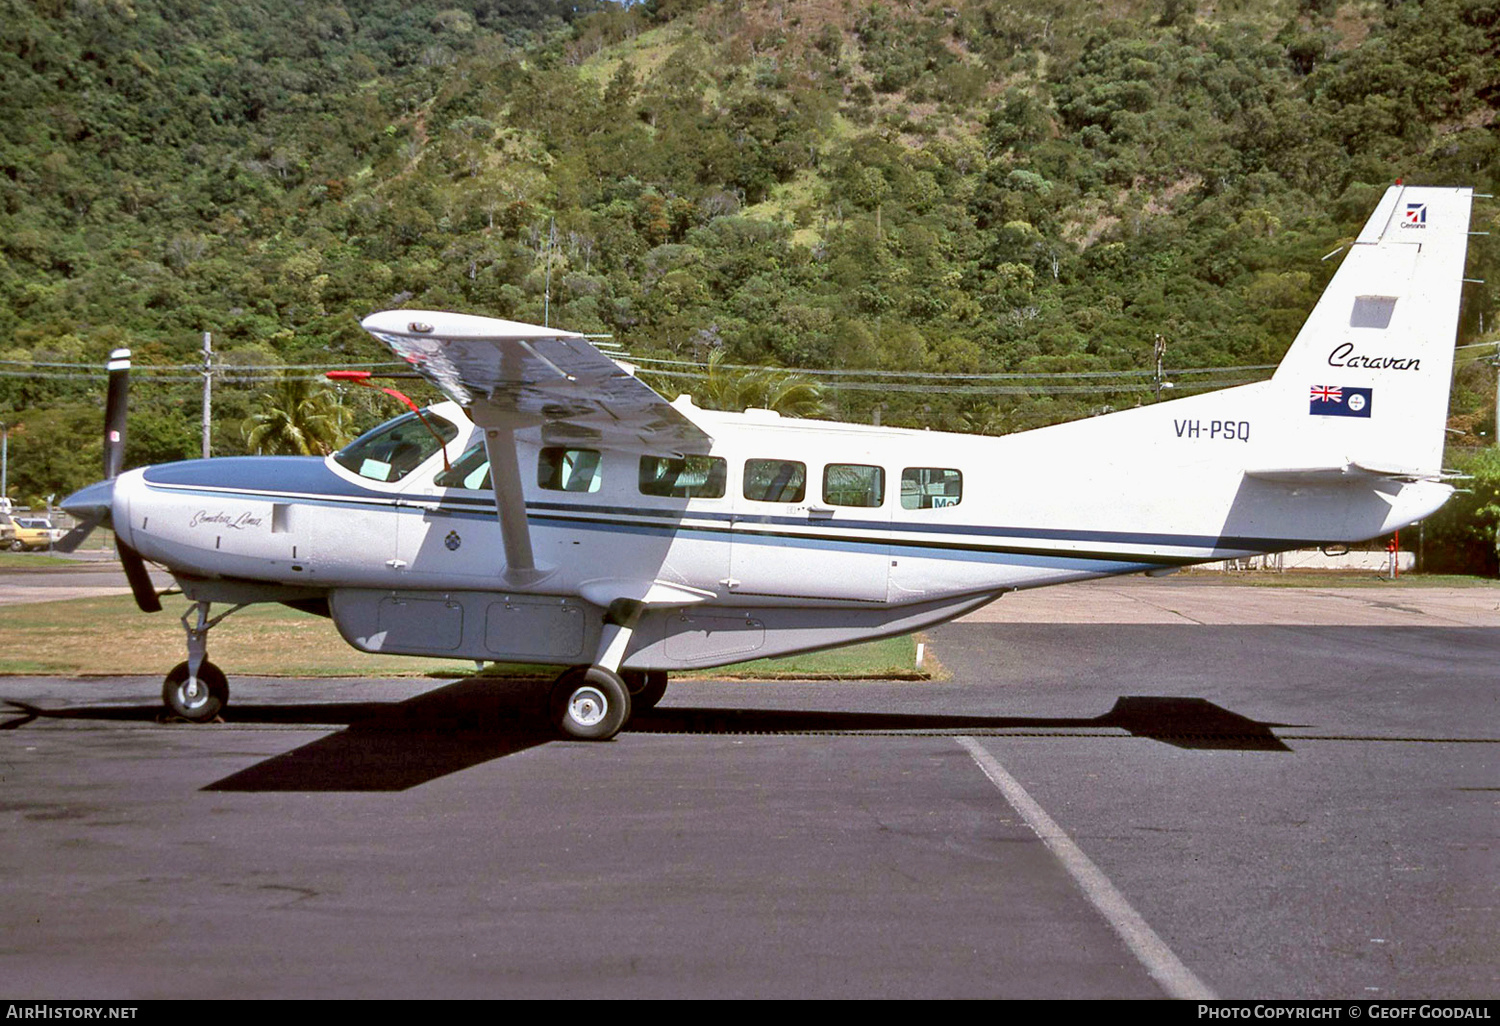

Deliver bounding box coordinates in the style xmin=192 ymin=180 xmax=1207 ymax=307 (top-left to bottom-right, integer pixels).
xmin=109 ymin=389 xmax=1445 ymax=671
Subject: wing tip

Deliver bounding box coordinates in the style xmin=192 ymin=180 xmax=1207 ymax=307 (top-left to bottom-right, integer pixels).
xmin=361 ymin=309 xmax=584 ymax=341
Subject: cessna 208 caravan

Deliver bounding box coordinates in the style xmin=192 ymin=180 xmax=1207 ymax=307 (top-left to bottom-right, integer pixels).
xmin=59 ymin=184 xmax=1475 ymax=739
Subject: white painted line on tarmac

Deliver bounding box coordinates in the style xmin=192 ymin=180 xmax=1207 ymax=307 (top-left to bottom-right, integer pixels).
xmin=956 ymin=736 xmax=1217 ymax=1000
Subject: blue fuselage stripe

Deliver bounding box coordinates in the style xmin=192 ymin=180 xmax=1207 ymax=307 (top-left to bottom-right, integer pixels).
xmin=141 ymin=475 xmax=1310 ymax=569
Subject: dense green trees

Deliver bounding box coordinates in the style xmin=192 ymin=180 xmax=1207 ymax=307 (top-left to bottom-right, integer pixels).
xmin=1418 ymin=446 xmax=1500 ymax=576
xmin=0 ymin=0 xmax=1497 ymax=569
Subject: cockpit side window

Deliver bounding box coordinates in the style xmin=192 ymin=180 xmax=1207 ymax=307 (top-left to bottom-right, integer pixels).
xmin=333 ymin=410 xmax=458 ymax=483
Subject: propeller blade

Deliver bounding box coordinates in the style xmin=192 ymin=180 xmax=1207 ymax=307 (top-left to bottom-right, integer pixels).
xmin=63 ymin=350 xmax=162 ymax=614
xmin=103 ymin=348 xmax=130 ymax=480
xmin=53 ymin=513 xmax=102 ymax=554
xmin=117 ymin=542 xmax=161 ymax=613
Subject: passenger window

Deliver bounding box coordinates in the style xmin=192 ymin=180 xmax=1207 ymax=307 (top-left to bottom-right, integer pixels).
xmin=333 ymin=409 xmax=459 ymax=483
xmin=539 ymin=447 xmax=602 ymax=493
xmin=435 ymin=442 xmax=491 ymax=490
xmin=743 ymin=459 xmax=806 ymax=503
xmin=901 ymin=467 xmax=962 ymax=509
xmin=823 ymin=464 xmax=884 ymax=508
xmin=639 ymin=455 xmax=727 ymax=499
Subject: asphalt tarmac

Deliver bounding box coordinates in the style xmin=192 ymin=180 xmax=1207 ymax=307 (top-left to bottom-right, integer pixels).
xmin=1 ymin=577 xmax=1496 ymax=999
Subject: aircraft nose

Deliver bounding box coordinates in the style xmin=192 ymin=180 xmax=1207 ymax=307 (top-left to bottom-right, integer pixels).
xmin=60 ymin=478 xmax=116 ymax=523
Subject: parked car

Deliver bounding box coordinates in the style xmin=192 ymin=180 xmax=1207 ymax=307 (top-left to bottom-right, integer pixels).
xmin=0 ymin=511 xmax=14 ymax=549
xmin=12 ymin=517 xmax=63 ymax=551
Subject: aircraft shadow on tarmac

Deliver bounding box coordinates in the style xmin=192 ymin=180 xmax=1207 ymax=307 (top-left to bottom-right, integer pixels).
xmin=2 ymin=680 xmax=1301 ymax=792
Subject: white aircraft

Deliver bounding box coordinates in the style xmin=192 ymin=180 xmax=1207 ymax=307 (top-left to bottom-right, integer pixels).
xmin=59 ymin=184 xmax=1475 ymax=739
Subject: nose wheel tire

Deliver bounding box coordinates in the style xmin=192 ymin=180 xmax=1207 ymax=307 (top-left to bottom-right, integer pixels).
xmin=548 ymin=665 xmax=630 ymax=741
xmin=163 ymin=660 xmax=229 ymax=722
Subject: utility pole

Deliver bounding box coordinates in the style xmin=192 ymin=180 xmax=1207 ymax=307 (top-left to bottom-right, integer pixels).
xmin=1493 ymin=348 xmax=1499 ymax=449
xmin=1 ymin=422 xmax=7 ymax=499
xmin=201 ymin=331 xmax=212 ymax=459
xmin=1483 ymin=344 xmax=1500 ymax=447
xmin=543 ymin=217 xmax=556 ymax=328
xmin=1153 ymin=334 xmax=1168 ymax=400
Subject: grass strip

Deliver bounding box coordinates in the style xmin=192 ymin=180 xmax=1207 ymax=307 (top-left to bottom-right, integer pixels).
xmin=0 ymin=593 xmax=928 ymax=680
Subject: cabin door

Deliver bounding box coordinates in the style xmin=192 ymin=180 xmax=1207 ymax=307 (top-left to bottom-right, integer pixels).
xmin=729 ymin=458 xmax=890 ymax=604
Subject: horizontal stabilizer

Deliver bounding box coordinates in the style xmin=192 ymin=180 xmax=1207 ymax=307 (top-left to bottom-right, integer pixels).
xmin=1245 ymin=461 xmax=1439 ymax=485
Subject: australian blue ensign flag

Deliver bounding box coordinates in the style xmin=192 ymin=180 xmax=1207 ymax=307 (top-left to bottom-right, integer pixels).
xmin=1309 ymin=385 xmax=1373 ymax=418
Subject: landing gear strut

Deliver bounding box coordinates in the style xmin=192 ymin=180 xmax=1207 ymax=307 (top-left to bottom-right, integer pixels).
xmin=162 ymin=600 xmax=244 ymax=722
xmin=546 ymin=598 xmax=652 ymax=741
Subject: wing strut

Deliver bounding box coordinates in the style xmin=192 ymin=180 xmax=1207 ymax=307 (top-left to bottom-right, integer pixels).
xmin=472 ymin=405 xmax=550 ymax=586
xmin=357 ymin=308 xmax=716 ymax=588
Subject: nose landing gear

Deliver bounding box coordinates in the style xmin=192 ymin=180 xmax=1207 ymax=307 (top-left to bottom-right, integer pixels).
xmin=161 ymin=600 xmax=245 ymax=722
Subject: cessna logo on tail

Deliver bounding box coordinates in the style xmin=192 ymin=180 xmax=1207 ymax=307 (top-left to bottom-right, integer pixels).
xmin=1402 ymin=202 xmax=1428 ymax=228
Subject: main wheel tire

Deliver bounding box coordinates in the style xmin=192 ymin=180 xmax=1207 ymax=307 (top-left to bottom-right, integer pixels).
xmin=621 ymin=669 xmax=668 ymax=711
xmin=548 ymin=665 xmax=630 ymax=741
xmin=162 ymin=660 xmax=229 ymax=722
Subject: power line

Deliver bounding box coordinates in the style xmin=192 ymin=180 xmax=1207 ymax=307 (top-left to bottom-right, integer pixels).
xmin=624 ymin=354 xmax=1280 ymax=380
xmin=0 ymin=370 xmax=381 ymax=383
xmin=0 ymin=354 xmax=1285 ymax=382
xmin=636 ymin=366 xmax=1267 ymax=395
xmin=0 ymin=360 xmax=1272 ymax=395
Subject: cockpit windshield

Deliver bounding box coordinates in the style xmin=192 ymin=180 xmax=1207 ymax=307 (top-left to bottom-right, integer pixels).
xmin=333 ymin=409 xmax=459 ymax=483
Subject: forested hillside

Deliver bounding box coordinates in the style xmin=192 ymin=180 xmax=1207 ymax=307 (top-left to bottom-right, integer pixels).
xmin=1 ymin=0 xmax=1498 ymax=514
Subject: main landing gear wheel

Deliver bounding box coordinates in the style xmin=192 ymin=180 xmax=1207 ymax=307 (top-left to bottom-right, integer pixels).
xmin=162 ymin=660 xmax=228 ymax=722
xmin=622 ymin=669 xmax=668 ymax=712
xmin=548 ymin=665 xmax=630 ymax=741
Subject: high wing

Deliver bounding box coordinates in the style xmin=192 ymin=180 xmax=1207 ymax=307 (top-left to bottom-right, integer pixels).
xmin=360 ymin=310 xmax=710 ymax=454
xmin=360 ymin=310 xmax=712 ymax=586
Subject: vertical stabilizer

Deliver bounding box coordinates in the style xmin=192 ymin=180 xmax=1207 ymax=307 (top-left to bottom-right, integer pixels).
xmin=1264 ymin=185 xmax=1473 ymax=477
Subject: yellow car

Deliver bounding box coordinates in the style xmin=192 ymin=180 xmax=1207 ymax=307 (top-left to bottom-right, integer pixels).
xmin=11 ymin=517 xmax=63 ymax=551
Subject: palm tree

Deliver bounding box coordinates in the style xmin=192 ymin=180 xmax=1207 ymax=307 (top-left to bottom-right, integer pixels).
xmin=690 ymin=350 xmax=827 ymax=418
xmin=241 ymin=376 xmax=345 ymax=456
